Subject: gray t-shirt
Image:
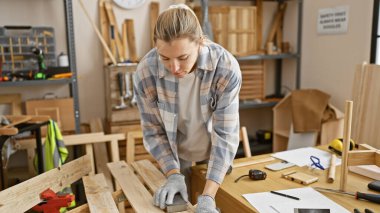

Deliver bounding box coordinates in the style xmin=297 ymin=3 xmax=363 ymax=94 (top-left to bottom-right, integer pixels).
xmin=177 ymin=71 xmax=211 ymax=162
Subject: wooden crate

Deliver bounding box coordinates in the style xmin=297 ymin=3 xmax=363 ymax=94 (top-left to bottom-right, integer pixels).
xmin=104 ymin=64 xmax=141 ymax=124
xmin=194 ymin=6 xmax=257 ymax=56
xmin=239 ymin=60 xmax=265 ymax=101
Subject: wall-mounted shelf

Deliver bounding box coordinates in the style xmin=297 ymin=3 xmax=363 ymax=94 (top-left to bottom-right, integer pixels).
xmin=0 ymin=78 xmax=73 ymax=87
xmin=239 ymin=100 xmax=278 ymax=110
xmin=236 ymin=53 xmax=299 ymax=61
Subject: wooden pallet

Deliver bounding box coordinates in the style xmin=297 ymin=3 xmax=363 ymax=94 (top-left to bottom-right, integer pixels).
xmin=0 ymin=155 xmax=194 ymax=212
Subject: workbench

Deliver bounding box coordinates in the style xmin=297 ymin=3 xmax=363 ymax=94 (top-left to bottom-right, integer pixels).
xmin=191 ymin=146 xmax=379 ymax=212
xmin=0 ymin=115 xmax=49 ymax=190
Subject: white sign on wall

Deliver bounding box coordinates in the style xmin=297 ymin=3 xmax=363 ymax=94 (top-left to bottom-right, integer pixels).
xmin=317 ymin=5 xmax=349 ymax=35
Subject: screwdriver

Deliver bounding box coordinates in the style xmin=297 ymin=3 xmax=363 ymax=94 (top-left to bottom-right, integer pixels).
xmin=314 ymin=187 xmax=380 ymax=204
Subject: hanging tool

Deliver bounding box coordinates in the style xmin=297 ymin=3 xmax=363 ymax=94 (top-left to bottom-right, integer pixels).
xmin=314 ymin=187 xmax=380 ymax=204
xmin=234 ymin=169 xmax=267 ymax=182
xmin=32 ymin=188 xmax=75 ymax=213
xmin=130 ymin=72 xmax=137 ymax=106
xmin=114 ymin=72 xmax=128 ymax=110
xmin=124 ymin=72 xmax=132 ymax=100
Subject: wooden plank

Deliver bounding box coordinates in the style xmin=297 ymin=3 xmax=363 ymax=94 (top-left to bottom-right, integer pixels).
xmin=104 ymin=1 xmax=124 ymax=62
xmin=232 ymin=157 xmax=275 ymax=168
xmin=85 ymin=144 xmax=95 ymax=175
xmin=99 ymin=0 xmax=111 ymax=65
xmin=150 ymin=2 xmax=159 ymax=48
xmin=127 ymin=131 xmax=141 ymax=163
xmin=68 ymin=189 xmax=127 ymax=213
xmin=122 ymin=21 xmax=129 ymax=60
xmin=64 ymin=133 xmax=125 ymax=146
xmin=0 ymin=155 xmax=92 ymax=213
xmin=265 ymin=3 xmax=287 ymax=47
xmin=125 ymin=19 xmax=137 ymax=62
xmin=83 ymin=174 xmax=119 ymax=213
xmin=131 ymin=160 xmax=165 ymax=192
xmin=107 ymin=161 xmax=162 ymax=213
xmin=256 ymin=0 xmax=263 ymax=50
xmin=90 ymin=118 xmax=114 ymax=191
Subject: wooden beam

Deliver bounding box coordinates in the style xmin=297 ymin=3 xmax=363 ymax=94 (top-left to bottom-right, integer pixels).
xmin=83 ymin=174 xmax=119 ymax=213
xmin=99 ymin=0 xmax=111 ymax=65
xmin=340 ymin=100 xmax=353 ymax=192
xmin=150 ymin=2 xmax=159 ymax=48
xmin=265 ymin=2 xmax=287 ymax=48
xmin=0 ymin=155 xmax=92 ymax=213
xmin=107 ymin=161 xmax=162 ymax=213
xmin=125 ymin=19 xmax=137 ymax=62
xmin=90 ymin=118 xmax=113 ymax=191
xmin=104 ymin=1 xmax=125 ymax=62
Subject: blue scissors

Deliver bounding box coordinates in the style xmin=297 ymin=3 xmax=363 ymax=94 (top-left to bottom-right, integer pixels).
xmin=310 ymin=155 xmax=325 ymax=170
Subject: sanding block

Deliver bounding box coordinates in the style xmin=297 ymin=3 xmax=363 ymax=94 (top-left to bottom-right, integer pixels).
xmin=166 ymin=194 xmax=188 ymax=213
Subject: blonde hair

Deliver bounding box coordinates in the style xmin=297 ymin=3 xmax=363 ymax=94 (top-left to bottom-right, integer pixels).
xmin=154 ymin=4 xmax=204 ymax=44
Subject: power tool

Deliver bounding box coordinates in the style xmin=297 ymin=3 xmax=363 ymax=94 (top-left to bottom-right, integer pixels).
xmin=328 ymin=138 xmax=355 ymax=155
xmin=32 ymin=47 xmax=47 ymax=80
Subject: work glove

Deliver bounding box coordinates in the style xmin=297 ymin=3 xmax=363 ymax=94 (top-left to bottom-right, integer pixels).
xmin=153 ymin=173 xmax=188 ymax=209
xmin=196 ymin=195 xmax=219 ymax=213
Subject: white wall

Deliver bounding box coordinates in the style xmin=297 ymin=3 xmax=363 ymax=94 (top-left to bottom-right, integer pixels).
xmin=301 ymin=0 xmax=373 ymax=110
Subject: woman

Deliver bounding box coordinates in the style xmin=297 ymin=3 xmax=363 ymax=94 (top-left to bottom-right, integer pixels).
xmin=134 ymin=4 xmax=241 ymax=212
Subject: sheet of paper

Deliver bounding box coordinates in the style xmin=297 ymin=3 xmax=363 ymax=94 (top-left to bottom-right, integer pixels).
xmin=271 ymin=147 xmax=341 ymax=168
xmin=242 ymin=187 xmax=349 ymax=213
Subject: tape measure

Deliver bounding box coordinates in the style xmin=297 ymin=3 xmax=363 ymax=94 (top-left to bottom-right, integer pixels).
xmin=328 ymin=138 xmax=355 ymax=155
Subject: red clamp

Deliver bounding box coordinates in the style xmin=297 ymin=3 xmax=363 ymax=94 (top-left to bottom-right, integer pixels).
xmin=32 ymin=188 xmax=74 ymax=213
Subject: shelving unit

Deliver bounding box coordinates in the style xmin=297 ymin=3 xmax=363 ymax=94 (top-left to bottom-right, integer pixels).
xmin=0 ymin=0 xmax=80 ymax=133
xmin=204 ymin=0 xmax=303 ymax=155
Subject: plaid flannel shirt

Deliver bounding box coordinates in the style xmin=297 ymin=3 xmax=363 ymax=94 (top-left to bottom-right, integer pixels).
xmin=134 ymin=41 xmax=241 ymax=184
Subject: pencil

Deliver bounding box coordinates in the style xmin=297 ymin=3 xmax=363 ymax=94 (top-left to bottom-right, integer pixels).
xmin=270 ymin=190 xmax=300 ymax=200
